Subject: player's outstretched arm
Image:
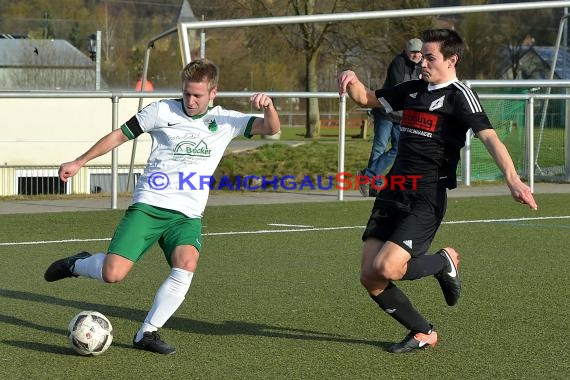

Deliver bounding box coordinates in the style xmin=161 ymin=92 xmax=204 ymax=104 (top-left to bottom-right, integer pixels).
xmin=59 ymin=128 xmax=129 ymax=182
xmin=336 ymin=70 xmax=383 ymax=109
xmin=250 ymin=93 xmax=281 ymax=136
xmin=477 ymin=129 xmax=538 ymax=210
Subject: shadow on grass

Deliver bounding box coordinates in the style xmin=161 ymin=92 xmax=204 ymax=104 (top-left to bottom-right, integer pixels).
xmin=2 ymin=340 xmax=77 ymax=355
xmin=0 ymin=288 xmax=392 ymax=352
xmin=2 ymin=338 xmax=136 ymax=354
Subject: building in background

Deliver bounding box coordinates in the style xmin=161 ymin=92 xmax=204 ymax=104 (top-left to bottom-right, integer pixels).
xmin=0 ymin=36 xmax=104 ymax=90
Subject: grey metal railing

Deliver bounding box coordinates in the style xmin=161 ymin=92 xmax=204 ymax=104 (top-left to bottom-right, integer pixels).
xmin=1 ymin=84 xmax=569 ymax=205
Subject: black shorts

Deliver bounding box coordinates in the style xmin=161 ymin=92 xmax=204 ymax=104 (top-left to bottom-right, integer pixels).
xmin=362 ymin=188 xmax=447 ymax=257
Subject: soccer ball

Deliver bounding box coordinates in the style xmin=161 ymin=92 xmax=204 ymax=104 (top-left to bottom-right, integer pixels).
xmin=68 ymin=311 xmax=113 ymax=356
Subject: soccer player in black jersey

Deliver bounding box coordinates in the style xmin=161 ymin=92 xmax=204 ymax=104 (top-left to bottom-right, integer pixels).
xmin=337 ymin=29 xmax=537 ymax=353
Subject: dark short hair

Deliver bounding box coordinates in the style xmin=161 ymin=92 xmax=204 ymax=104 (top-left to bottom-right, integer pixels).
xmin=422 ymin=29 xmax=464 ymax=63
xmin=180 ymin=58 xmax=219 ymax=90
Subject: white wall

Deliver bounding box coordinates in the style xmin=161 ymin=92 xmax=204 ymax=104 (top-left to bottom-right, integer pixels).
xmin=0 ymin=97 xmax=163 ymax=166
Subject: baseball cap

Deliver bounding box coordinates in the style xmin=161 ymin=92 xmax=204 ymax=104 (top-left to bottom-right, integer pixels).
xmin=406 ymin=38 xmax=423 ymax=52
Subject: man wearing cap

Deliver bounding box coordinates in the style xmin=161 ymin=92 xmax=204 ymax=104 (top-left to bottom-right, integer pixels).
xmin=358 ymin=38 xmax=423 ymax=197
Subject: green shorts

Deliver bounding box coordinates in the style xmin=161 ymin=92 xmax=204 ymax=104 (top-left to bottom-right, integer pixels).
xmin=108 ymin=203 xmax=202 ymax=265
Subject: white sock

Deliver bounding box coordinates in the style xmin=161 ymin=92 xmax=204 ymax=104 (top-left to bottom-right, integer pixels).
xmin=73 ymin=253 xmax=106 ymax=282
xmin=135 ymin=268 xmax=194 ymax=342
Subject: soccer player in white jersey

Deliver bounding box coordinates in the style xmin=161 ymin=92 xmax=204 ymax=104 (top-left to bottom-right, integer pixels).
xmin=44 ymin=58 xmax=281 ymax=354
xmin=337 ymin=29 xmax=537 ymax=353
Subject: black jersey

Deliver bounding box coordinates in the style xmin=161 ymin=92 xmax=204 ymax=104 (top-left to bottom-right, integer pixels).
xmin=375 ymin=79 xmax=493 ymax=189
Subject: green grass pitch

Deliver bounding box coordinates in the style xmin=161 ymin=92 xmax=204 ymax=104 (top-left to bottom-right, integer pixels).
xmin=1 ymin=194 xmax=569 ymax=379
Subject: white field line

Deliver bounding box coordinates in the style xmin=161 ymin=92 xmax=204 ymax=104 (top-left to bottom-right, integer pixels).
xmin=442 ymin=215 xmax=570 ymax=224
xmin=267 ymin=223 xmax=314 ymax=228
xmin=1 ymin=215 xmax=569 ymax=247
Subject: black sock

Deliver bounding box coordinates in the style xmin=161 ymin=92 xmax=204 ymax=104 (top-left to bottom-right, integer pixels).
xmin=401 ymin=253 xmax=447 ymax=281
xmin=370 ymin=282 xmax=431 ymax=333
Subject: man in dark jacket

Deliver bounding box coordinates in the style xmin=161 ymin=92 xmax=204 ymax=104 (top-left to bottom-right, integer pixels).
xmin=358 ymin=38 xmax=423 ymax=197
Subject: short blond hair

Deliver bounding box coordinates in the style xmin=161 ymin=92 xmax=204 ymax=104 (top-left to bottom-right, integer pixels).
xmin=180 ymin=58 xmax=219 ymax=90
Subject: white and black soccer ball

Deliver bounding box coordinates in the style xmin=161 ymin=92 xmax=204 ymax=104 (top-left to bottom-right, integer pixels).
xmin=67 ymin=311 xmax=113 ymax=356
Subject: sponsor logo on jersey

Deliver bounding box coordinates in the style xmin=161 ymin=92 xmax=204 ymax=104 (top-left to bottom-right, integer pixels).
xmin=401 ymin=109 xmax=438 ymax=133
xmin=204 ymin=117 xmax=218 ymax=132
xmin=208 ymin=121 xmax=218 ymax=132
xmin=167 ymin=133 xmax=200 ymax=141
xmin=173 ymin=140 xmax=212 ymax=157
xmin=429 ymin=95 xmax=445 ymax=111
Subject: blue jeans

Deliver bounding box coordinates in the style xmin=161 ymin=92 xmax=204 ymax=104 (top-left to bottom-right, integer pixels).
xmin=362 ymin=116 xmax=400 ymax=187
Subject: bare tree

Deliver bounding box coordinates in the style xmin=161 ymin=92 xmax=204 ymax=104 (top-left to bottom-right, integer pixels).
xmin=458 ymin=2 xmax=561 ymax=79
xmin=248 ymin=0 xmax=340 ymax=137
xmin=245 ymin=0 xmax=433 ymax=137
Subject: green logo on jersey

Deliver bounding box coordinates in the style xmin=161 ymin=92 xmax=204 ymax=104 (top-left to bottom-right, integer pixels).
xmin=208 ymin=119 xmax=218 ymax=132
xmin=173 ymin=140 xmax=212 ymax=157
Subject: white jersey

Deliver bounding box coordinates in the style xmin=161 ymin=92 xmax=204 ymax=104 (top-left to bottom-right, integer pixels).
xmin=121 ymin=99 xmax=256 ymax=218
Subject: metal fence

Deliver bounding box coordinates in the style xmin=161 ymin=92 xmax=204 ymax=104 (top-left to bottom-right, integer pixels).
xmin=0 ymin=84 xmax=569 ymax=205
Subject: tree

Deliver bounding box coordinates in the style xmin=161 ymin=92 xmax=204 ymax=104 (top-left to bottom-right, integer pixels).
xmin=456 ymin=1 xmax=563 ymax=79
xmin=330 ymin=0 xmax=432 ymax=88
xmin=68 ymin=22 xmax=81 ymax=48
xmin=244 ymin=0 xmax=338 ymax=137
xmin=2 ymin=0 xmax=564 ymax=98
xmin=495 ymin=8 xmax=562 ymax=79
xmin=244 ymin=0 xmax=432 ymax=137
xmin=41 ymin=11 xmax=55 ymax=39
xmin=456 ymin=0 xmax=502 ymax=79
